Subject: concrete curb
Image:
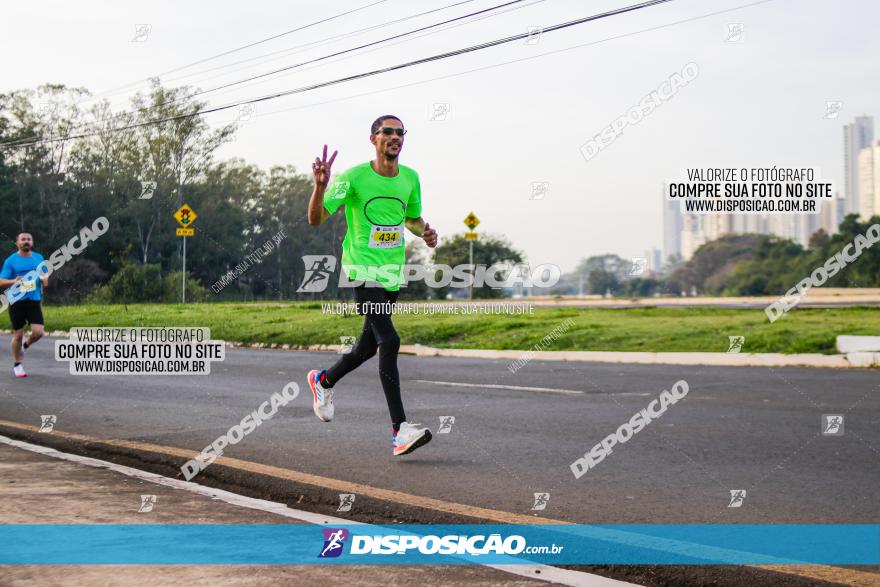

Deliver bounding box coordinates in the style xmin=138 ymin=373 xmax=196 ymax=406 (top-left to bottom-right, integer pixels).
xmin=5 ymin=329 xmax=874 ymax=368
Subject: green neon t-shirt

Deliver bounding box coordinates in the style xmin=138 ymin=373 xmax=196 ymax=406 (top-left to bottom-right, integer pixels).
xmin=323 ymin=161 xmax=422 ymax=290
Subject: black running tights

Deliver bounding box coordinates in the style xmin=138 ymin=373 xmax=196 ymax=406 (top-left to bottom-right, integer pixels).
xmin=323 ymin=285 xmax=405 ymax=426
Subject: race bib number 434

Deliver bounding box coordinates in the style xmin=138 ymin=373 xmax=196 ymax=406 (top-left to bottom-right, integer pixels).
xmin=369 ymin=224 xmax=403 ymax=248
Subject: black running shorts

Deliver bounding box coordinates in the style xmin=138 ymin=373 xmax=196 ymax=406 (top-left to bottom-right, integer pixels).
xmin=8 ymin=299 xmax=44 ymax=331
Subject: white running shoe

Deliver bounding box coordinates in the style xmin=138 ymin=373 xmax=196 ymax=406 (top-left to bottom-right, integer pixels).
xmin=13 ymin=364 xmax=27 ymax=378
xmin=307 ymin=369 xmax=334 ymax=422
xmin=393 ymin=421 xmax=432 ymax=456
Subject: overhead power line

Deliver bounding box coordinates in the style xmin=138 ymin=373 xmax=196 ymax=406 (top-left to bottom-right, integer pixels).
xmin=88 ymin=0 xmax=391 ymax=102
xmin=32 ymin=0 xmax=536 ymax=142
xmin=2 ymin=0 xmax=675 ymax=150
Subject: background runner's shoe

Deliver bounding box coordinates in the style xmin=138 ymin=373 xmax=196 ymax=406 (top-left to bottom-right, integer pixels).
xmin=13 ymin=364 xmax=27 ymax=378
xmin=393 ymin=421 xmax=432 ymax=456
xmin=308 ymin=369 xmax=334 ymax=422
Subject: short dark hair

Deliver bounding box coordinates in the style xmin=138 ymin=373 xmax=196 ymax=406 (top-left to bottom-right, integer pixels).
xmin=16 ymin=232 xmax=32 ymax=240
xmin=371 ymin=115 xmax=403 ymax=135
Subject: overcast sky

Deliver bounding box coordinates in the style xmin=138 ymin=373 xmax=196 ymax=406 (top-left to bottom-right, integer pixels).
xmin=3 ymin=0 xmax=878 ymax=271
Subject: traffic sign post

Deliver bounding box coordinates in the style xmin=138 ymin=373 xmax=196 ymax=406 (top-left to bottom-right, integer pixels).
xmin=464 ymin=212 xmax=479 ymax=231
xmin=463 ymin=212 xmax=480 ymax=300
xmin=174 ymin=204 xmax=198 ymax=303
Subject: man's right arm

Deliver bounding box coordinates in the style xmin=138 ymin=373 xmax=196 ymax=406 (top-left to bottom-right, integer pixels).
xmin=0 ymin=259 xmax=20 ymax=288
xmin=307 ymin=184 xmax=331 ymax=226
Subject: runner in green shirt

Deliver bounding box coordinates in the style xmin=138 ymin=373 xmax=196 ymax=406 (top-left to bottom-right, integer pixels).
xmin=306 ymin=114 xmax=439 ymax=456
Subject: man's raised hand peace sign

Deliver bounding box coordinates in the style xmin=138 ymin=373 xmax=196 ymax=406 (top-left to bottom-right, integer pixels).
xmin=312 ymin=144 xmax=338 ymax=188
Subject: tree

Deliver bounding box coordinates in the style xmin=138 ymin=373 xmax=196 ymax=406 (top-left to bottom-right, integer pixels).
xmin=431 ymin=233 xmax=523 ymax=299
xmin=552 ymin=254 xmax=626 ymax=295
xmin=587 ymin=268 xmax=619 ymax=295
xmin=667 ymin=234 xmax=770 ymax=295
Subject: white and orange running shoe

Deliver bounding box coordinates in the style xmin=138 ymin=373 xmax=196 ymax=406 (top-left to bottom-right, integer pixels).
xmin=307 ymin=369 xmax=334 ymax=422
xmin=392 ymin=421 xmax=432 ymax=456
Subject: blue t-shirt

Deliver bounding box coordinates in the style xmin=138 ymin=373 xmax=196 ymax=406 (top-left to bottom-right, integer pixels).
xmin=1 ymin=252 xmax=45 ymax=303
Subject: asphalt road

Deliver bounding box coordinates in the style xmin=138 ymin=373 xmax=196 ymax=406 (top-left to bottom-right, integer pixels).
xmin=1 ymin=334 xmax=877 ymax=527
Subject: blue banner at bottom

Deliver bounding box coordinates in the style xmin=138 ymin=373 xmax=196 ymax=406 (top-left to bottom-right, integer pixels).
xmin=0 ymin=524 xmax=877 ymax=565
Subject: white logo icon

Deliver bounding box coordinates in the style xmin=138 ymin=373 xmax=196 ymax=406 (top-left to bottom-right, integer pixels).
xmin=727 ymin=336 xmax=745 ymax=353
xmin=39 ymin=415 xmax=57 ymax=433
xmin=337 ymin=493 xmax=355 ymax=512
xmin=822 ymin=414 xmax=844 ymax=436
xmin=39 ymin=102 xmax=58 ymax=116
xmin=525 ymin=26 xmax=542 ymax=45
xmin=725 ymin=23 xmax=744 ymax=42
xmin=236 ymin=103 xmax=256 ymax=123
xmin=629 ymin=257 xmax=647 ymax=276
xmin=530 ymin=182 xmax=549 ymax=200
xmin=429 ymin=102 xmax=450 ymax=122
xmin=328 ymin=181 xmax=349 ymax=201
xmin=138 ymin=495 xmax=157 ymax=513
xmin=823 ymin=101 xmax=843 ymax=119
xmin=139 ymin=180 xmax=156 ymax=200
xmin=132 ymin=24 xmax=152 ymax=42
xmin=438 ymin=416 xmax=455 ymax=434
xmin=728 ymin=489 xmax=747 ymax=508
xmin=338 ymin=336 xmax=356 ymax=354
xmin=531 ymin=492 xmax=550 ymax=511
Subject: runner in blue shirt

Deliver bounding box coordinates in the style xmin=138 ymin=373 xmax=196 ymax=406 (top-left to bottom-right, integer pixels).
xmin=0 ymin=233 xmax=48 ymax=378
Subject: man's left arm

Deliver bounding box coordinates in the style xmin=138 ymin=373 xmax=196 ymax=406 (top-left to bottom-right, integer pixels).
xmin=405 ymin=217 xmax=438 ymax=248
xmin=404 ymin=173 xmax=437 ymax=248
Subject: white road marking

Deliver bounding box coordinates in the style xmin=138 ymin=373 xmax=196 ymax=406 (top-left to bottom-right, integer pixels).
xmin=412 ymin=379 xmax=584 ymax=395
xmin=0 ymin=434 xmax=640 ymax=587
xmin=412 ymin=380 xmax=651 ymax=397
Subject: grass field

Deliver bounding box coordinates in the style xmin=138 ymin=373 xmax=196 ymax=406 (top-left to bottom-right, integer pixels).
xmin=37 ymin=302 xmax=879 ymax=355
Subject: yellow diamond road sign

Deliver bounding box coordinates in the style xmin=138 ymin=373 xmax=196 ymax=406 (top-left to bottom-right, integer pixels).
xmin=174 ymin=204 xmax=197 ymax=228
xmin=463 ymin=212 xmax=480 ymax=231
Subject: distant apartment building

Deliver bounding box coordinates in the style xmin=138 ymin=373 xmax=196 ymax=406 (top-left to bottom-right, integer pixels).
xmin=662 ymin=197 xmax=682 ymax=262
xmin=844 ymin=115 xmax=874 ymax=217
xmin=858 ymin=141 xmax=880 ymax=221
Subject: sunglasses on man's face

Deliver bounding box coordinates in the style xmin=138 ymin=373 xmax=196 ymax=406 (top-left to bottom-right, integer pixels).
xmin=376 ymin=127 xmax=406 ymax=137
